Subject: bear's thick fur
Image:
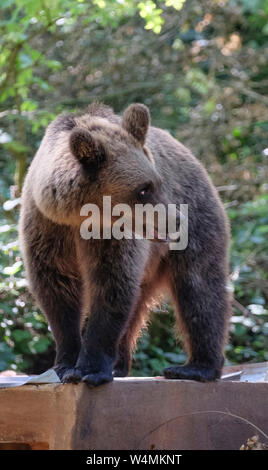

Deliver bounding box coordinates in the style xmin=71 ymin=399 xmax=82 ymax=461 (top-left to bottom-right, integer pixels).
xmin=19 ymin=103 xmax=231 ymax=385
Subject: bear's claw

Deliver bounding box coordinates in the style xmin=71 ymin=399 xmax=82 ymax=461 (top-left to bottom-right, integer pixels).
xmin=62 ymin=368 xmax=83 ymax=384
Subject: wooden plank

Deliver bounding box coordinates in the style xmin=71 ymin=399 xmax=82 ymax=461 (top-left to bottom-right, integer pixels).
xmin=0 ymin=378 xmax=267 ymax=450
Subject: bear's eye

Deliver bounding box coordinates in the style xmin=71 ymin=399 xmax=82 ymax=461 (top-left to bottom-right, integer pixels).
xmin=137 ymin=182 xmax=153 ymax=201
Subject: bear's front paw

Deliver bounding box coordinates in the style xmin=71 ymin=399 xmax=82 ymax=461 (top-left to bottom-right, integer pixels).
xmin=82 ymin=371 xmax=113 ymax=387
xmin=163 ymin=364 xmax=221 ymax=382
xmin=62 ymin=367 xmax=83 ymax=384
xmin=53 ymin=363 xmax=77 ymax=381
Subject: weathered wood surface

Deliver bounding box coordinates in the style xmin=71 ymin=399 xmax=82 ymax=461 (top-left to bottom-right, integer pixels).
xmin=0 ymin=378 xmax=267 ymax=450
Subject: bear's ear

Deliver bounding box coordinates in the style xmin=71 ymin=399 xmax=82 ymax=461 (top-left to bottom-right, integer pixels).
xmin=69 ymin=128 xmax=106 ymax=168
xmin=122 ymin=103 xmax=150 ymax=146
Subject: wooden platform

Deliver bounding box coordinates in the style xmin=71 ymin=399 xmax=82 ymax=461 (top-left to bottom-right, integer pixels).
xmin=0 ymin=377 xmax=267 ymax=450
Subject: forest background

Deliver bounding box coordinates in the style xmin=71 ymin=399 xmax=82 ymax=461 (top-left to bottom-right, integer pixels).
xmin=0 ymin=0 xmax=267 ymax=375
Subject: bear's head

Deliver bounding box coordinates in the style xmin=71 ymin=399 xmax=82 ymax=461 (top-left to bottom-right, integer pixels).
xmin=69 ymin=103 xmax=170 ymax=241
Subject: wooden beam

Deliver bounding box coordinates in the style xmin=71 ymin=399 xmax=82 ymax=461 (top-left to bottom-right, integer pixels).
xmin=0 ymin=378 xmax=267 ymax=450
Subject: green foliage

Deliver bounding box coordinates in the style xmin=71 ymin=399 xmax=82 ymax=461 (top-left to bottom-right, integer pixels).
xmin=0 ymin=0 xmax=267 ymax=374
xmin=132 ymin=306 xmax=187 ymax=376
xmin=138 ymin=1 xmax=165 ymax=34
xmin=226 ymin=195 xmax=268 ymax=364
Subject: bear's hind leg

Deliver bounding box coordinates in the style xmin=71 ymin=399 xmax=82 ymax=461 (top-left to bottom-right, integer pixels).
xmin=164 ymin=254 xmax=230 ymax=382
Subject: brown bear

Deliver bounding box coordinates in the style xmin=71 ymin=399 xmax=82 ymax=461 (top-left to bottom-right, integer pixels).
xmin=19 ymin=102 xmax=231 ymax=385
